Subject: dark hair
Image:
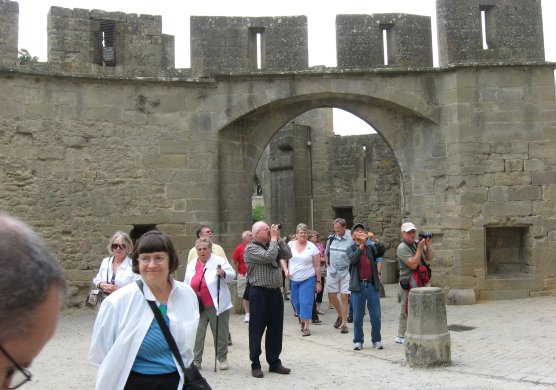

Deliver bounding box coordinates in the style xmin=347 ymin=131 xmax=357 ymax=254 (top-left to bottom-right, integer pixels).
xmin=195 ymin=225 xmax=212 ymax=238
xmin=132 ymin=230 xmax=179 ymax=274
xmin=0 ymin=214 xmax=67 ymax=342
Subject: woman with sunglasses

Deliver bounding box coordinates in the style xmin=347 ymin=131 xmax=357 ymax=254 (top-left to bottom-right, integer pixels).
xmin=92 ymin=231 xmax=139 ymax=299
xmin=89 ymin=230 xmax=199 ymax=389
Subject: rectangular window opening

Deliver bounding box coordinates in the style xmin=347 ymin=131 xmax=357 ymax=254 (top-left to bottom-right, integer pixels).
xmin=380 ymin=24 xmax=393 ymax=66
xmin=480 ymin=6 xmax=495 ymax=50
xmin=334 ymin=207 xmax=353 ymax=230
xmin=248 ymin=28 xmax=265 ymax=70
xmin=485 ymin=226 xmax=530 ymax=276
xmin=99 ymin=20 xmax=116 ymax=66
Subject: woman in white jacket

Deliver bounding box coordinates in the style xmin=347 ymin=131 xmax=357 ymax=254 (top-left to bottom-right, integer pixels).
xmin=89 ymin=231 xmax=199 ymax=390
xmin=185 ymin=237 xmax=236 ymax=371
xmin=92 ymin=231 xmax=140 ymax=300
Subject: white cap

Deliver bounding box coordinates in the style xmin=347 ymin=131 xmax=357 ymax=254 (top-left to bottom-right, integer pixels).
xmin=401 ymin=222 xmax=416 ymax=232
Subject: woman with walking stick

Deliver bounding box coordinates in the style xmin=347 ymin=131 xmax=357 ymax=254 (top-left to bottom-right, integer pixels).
xmin=185 ymin=238 xmax=235 ymax=371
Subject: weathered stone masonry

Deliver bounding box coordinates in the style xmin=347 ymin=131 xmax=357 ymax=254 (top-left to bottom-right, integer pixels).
xmin=0 ymin=0 xmax=555 ymax=304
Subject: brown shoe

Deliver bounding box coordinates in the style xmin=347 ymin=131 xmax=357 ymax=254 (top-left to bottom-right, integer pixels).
xmin=341 ymin=325 xmax=349 ymax=334
xmin=333 ymin=316 xmax=341 ymax=329
xmin=252 ymin=368 xmax=264 ymax=378
xmin=269 ymin=365 xmax=291 ymax=375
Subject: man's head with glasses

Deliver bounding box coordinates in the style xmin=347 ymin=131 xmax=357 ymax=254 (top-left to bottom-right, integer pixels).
xmin=0 ymin=214 xmax=66 ymax=389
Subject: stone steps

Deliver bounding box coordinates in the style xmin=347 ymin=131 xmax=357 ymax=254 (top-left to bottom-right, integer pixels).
xmin=478 ymin=274 xmax=538 ymax=300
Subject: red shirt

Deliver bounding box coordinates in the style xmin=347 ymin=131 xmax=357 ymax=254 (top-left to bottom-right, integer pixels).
xmin=231 ymin=242 xmax=248 ymax=276
xmin=190 ymin=260 xmax=213 ymax=308
xmin=358 ymin=248 xmax=373 ymax=281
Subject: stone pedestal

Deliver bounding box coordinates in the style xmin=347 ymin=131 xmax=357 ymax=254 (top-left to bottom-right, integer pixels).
xmin=405 ymin=287 xmax=451 ymax=367
xmin=447 ymin=288 xmax=477 ymax=305
xmin=381 ymin=259 xmax=398 ymax=284
xmin=228 ymin=280 xmax=245 ymax=314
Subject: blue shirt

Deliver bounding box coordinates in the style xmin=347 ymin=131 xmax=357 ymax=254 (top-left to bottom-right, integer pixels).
xmin=131 ymin=304 xmax=177 ymax=374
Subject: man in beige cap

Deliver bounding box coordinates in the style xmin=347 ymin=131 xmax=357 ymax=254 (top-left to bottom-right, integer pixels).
xmin=395 ymin=221 xmax=434 ymax=345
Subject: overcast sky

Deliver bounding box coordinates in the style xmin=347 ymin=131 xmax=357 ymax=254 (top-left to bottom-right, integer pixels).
xmin=14 ymin=0 xmax=556 ymax=134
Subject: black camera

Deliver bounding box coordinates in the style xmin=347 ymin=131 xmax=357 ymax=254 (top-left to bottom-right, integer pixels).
xmin=276 ymin=224 xmax=282 ymax=230
xmin=418 ymin=231 xmax=433 ymax=241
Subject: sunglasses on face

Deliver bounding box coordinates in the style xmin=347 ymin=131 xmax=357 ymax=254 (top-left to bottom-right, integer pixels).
xmin=111 ymin=243 xmax=127 ymax=250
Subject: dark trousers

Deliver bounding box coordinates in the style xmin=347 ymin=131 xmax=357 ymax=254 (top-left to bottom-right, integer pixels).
xmin=124 ymin=371 xmax=180 ymax=390
xmin=249 ymin=286 xmax=284 ymax=370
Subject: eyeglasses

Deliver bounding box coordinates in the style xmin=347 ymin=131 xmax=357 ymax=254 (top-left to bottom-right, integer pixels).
xmin=0 ymin=344 xmax=32 ymax=389
xmin=111 ymin=243 xmax=127 ymax=250
xmin=138 ymin=254 xmax=168 ymax=264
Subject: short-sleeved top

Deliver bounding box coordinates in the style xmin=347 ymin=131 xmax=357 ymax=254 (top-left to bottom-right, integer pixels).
xmin=397 ymin=240 xmax=427 ymax=280
xmin=231 ymin=242 xmax=248 ymax=276
xmin=288 ymin=241 xmax=319 ymax=282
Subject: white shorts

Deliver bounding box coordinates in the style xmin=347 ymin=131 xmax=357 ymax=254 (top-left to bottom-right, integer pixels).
xmin=236 ymin=274 xmax=247 ymax=297
xmin=326 ymin=272 xmax=350 ymax=294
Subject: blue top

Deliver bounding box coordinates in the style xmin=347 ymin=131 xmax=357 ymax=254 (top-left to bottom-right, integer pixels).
xmin=131 ymin=304 xmax=177 ymax=374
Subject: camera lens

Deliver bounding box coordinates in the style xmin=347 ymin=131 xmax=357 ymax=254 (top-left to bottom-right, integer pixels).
xmin=276 ymin=224 xmax=282 ymax=230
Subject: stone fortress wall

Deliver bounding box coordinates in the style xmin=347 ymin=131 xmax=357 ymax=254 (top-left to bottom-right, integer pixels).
xmin=0 ymin=0 xmax=554 ymax=304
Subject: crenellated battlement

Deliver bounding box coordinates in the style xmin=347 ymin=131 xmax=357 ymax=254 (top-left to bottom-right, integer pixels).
xmin=0 ymin=0 xmax=548 ymax=77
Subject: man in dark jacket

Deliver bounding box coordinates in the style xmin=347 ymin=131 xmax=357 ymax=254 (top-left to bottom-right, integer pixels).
xmin=348 ymin=223 xmax=385 ymax=351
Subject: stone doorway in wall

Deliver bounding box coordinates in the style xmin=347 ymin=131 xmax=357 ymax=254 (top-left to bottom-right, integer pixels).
xmin=130 ymin=224 xmax=157 ymax=243
xmin=485 ymin=226 xmax=531 ymax=276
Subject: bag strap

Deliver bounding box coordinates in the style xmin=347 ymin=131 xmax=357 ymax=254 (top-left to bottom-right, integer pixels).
xmin=197 ymin=267 xmax=208 ymax=294
xmin=136 ymin=280 xmax=187 ymax=374
xmin=107 ymin=256 xmax=114 ymax=284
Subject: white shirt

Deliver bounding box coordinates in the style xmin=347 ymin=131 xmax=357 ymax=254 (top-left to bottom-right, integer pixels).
xmin=184 ymin=254 xmax=236 ymax=315
xmin=288 ymin=241 xmax=319 ymax=282
xmin=92 ymin=256 xmax=140 ymax=288
xmin=89 ymin=278 xmax=199 ymax=390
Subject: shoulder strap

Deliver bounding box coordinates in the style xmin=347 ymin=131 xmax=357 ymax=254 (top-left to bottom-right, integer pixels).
xmin=136 ymin=280 xmax=187 ymax=373
xmin=107 ymin=256 xmax=114 ymax=284
xmin=325 ymin=235 xmax=334 ymax=257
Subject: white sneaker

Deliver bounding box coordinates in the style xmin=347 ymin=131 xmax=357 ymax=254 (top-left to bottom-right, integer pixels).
xmin=373 ymin=341 xmax=384 ymax=349
xmin=395 ymin=336 xmax=405 ymax=344
xmin=244 ymin=313 xmax=250 ymax=323
xmin=219 ymin=359 xmax=229 ymax=370
xmin=353 ymin=342 xmax=362 ymax=350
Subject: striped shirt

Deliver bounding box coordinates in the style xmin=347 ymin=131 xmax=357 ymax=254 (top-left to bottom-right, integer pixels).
xmin=245 ymin=240 xmax=292 ymax=289
xmin=327 ymin=232 xmax=354 ymax=278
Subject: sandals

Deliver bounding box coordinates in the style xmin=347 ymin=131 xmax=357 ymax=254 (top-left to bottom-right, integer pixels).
xmin=333 ymin=316 xmax=342 ymax=329
xmin=312 ymin=319 xmax=322 ymax=324
xmin=302 ymin=328 xmax=311 ymax=337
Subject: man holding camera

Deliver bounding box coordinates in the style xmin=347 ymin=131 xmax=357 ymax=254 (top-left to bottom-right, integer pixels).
xmin=395 ymin=222 xmax=434 ymax=345
xmin=244 ymin=222 xmax=292 ymax=378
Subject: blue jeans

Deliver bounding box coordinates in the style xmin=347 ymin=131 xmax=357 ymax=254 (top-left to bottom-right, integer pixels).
xmin=290 ymin=277 xmax=316 ymax=321
xmin=351 ymin=280 xmax=381 ymax=344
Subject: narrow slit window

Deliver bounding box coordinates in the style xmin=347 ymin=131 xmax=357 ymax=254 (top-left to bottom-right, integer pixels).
xmin=480 ymin=6 xmax=495 ymax=50
xmin=382 ymin=28 xmax=389 ymax=65
xmin=380 ymin=24 xmax=393 ymax=66
xmin=248 ymin=28 xmax=265 ymax=69
xmin=99 ymin=20 xmax=116 ymax=66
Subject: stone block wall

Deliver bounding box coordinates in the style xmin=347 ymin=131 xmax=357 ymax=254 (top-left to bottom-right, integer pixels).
xmin=191 ymin=16 xmax=308 ymax=77
xmin=47 ymin=6 xmax=173 ymax=76
xmin=0 ymin=0 xmax=17 ymax=68
xmin=437 ymin=0 xmax=545 ymax=66
xmin=336 ymin=13 xmax=433 ymax=68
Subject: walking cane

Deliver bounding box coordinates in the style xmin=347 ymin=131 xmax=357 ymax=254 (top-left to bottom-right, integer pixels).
xmin=214 ymin=264 xmax=221 ymax=372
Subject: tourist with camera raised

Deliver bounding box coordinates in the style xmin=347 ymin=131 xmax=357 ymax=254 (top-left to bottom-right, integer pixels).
xmin=244 ymin=221 xmax=292 ymax=378
xmin=395 ymin=222 xmax=434 ymax=345
xmin=348 ymin=223 xmax=386 ymax=351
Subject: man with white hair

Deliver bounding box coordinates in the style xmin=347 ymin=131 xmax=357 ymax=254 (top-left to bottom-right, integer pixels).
xmin=395 ymin=221 xmax=433 ymax=345
xmin=244 ymin=221 xmax=292 ymax=378
xmin=0 ymin=213 xmax=66 ymax=389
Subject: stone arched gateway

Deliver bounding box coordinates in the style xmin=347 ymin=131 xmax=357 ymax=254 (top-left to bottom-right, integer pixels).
xmin=0 ymin=0 xmax=555 ymax=304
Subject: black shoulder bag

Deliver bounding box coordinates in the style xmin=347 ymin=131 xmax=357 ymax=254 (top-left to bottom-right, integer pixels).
xmin=136 ymin=281 xmax=212 ymax=390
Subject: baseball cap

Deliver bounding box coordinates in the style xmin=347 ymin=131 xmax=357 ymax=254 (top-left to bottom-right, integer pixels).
xmin=352 ymin=223 xmax=366 ymax=232
xmin=401 ymin=222 xmax=416 ymax=232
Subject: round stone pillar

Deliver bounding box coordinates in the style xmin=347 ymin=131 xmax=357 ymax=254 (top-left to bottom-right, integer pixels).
xmin=405 ymin=287 xmax=451 ymax=367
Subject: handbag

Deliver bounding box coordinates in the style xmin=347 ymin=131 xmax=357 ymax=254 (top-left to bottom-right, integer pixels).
xmin=86 ymin=257 xmax=113 ymax=307
xmin=195 ymin=268 xmax=208 ymax=313
xmin=136 ymin=281 xmax=211 ymax=390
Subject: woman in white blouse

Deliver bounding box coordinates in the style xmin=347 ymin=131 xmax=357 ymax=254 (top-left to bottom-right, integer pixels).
xmin=89 ymin=230 xmax=199 ymax=389
xmin=93 ymin=231 xmax=139 ymax=299
xmin=288 ymin=223 xmax=321 ymax=337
